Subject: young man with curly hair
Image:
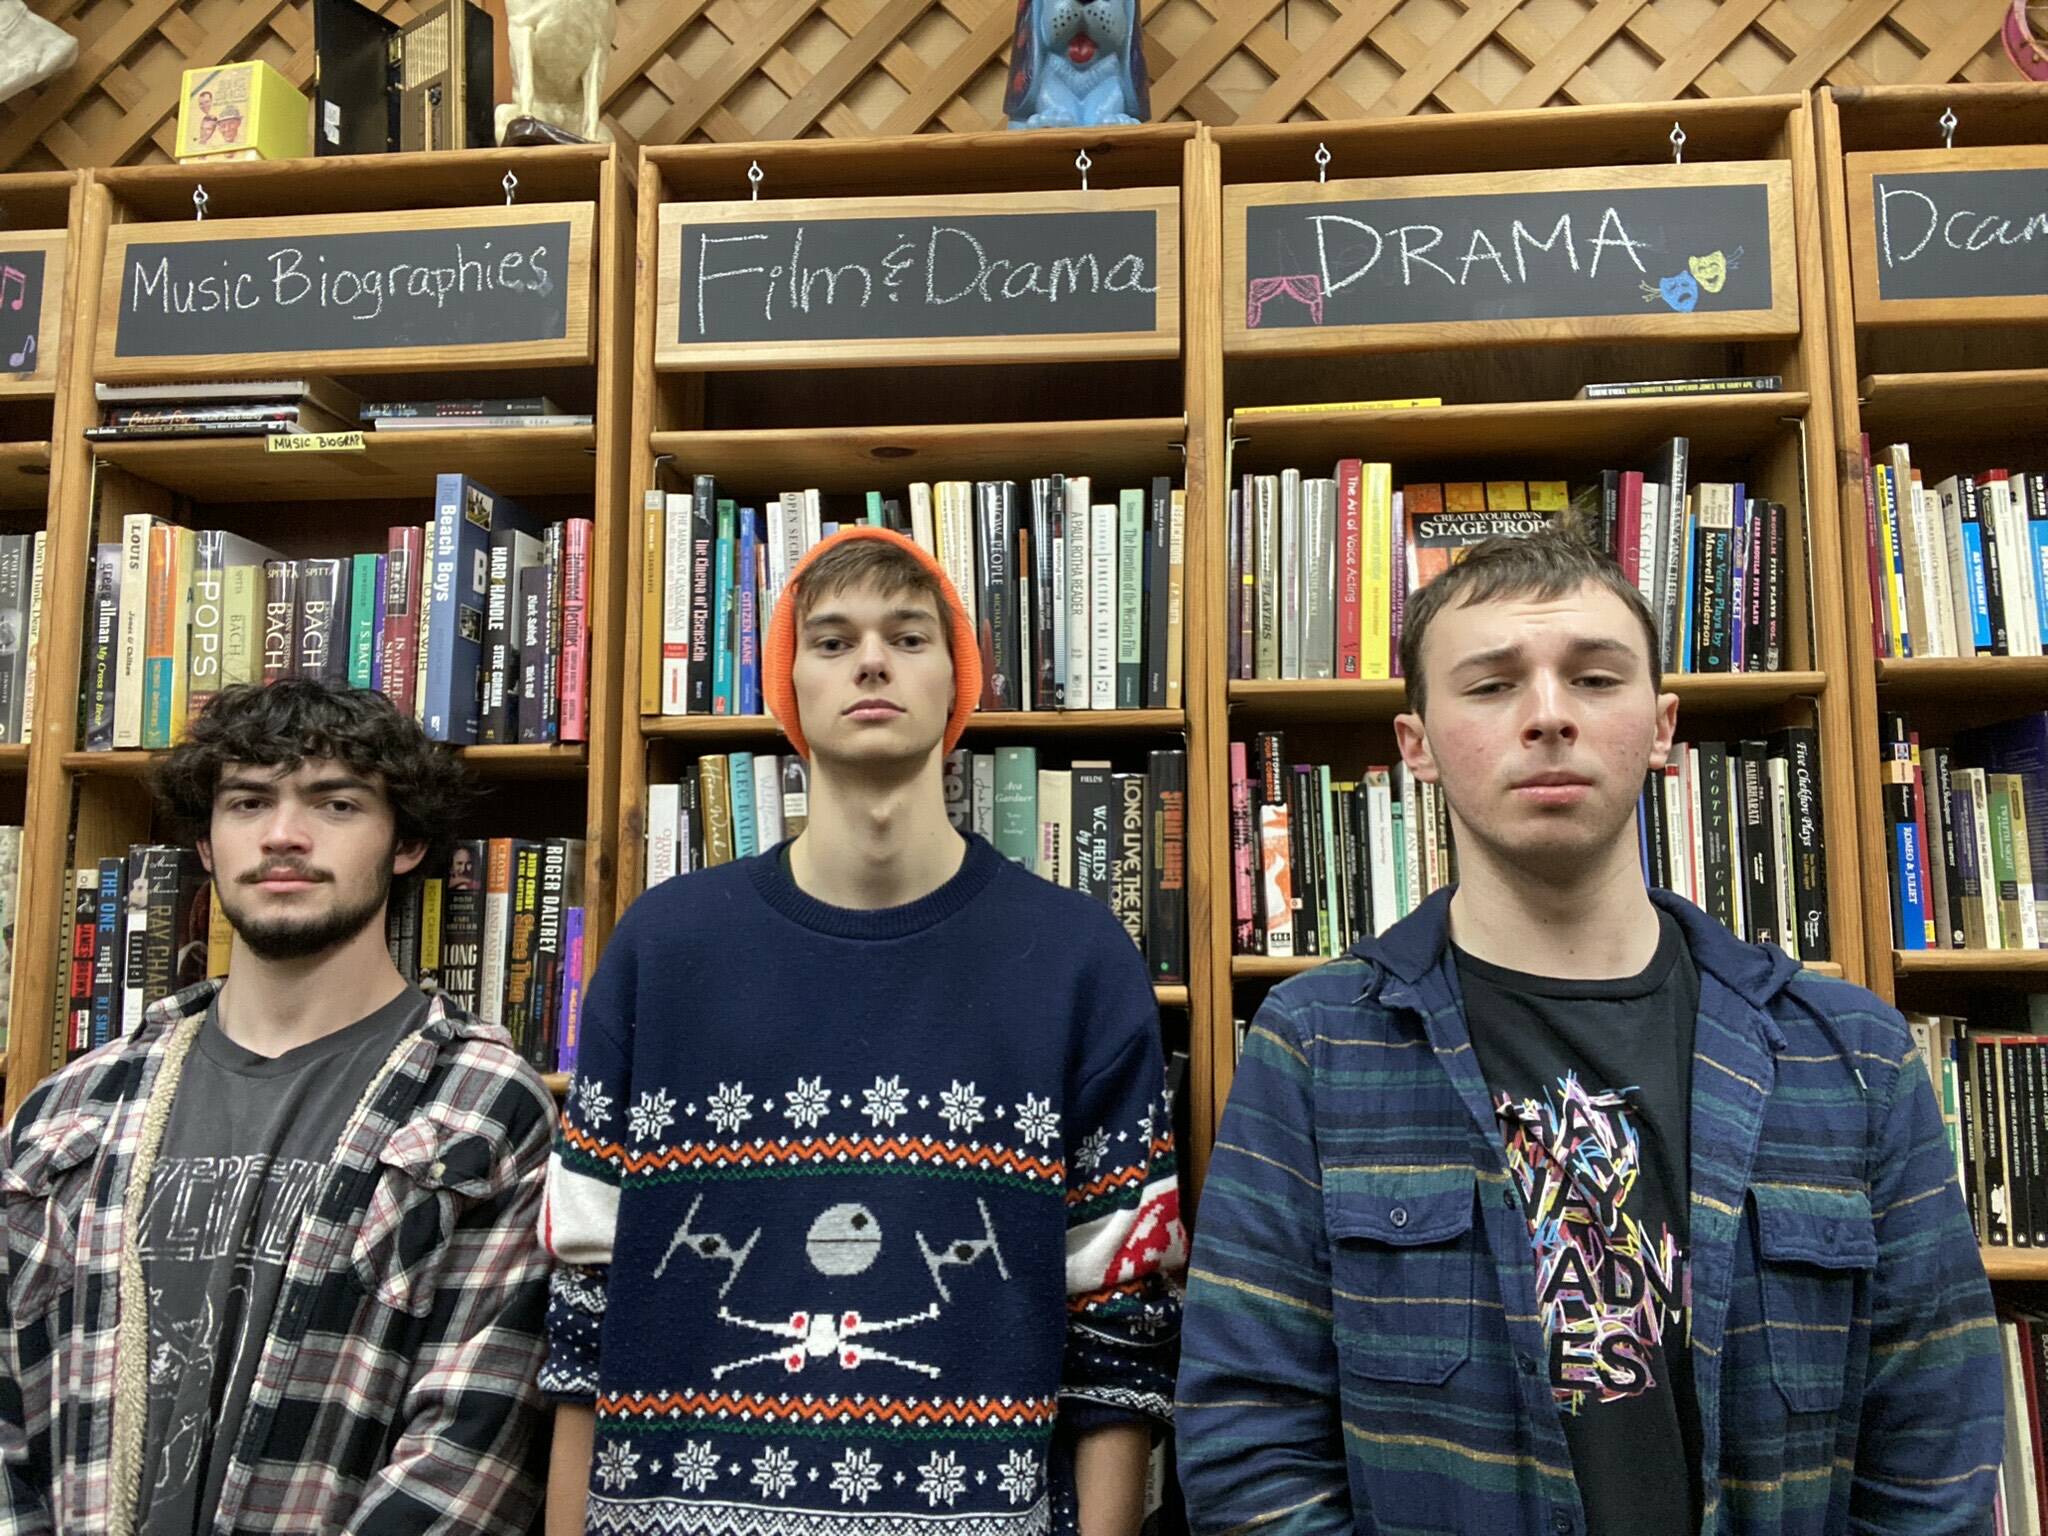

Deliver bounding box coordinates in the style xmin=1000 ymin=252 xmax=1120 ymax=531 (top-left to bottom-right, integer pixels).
xmin=0 ymin=680 xmax=557 ymax=1534
xmin=541 ymin=528 xmax=1182 ymax=1536
xmin=1177 ymin=532 xmax=2000 ymax=1536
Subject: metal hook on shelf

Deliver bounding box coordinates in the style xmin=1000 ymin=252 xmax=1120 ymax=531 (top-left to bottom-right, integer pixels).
xmin=1940 ymin=106 xmax=1958 ymax=150
xmin=504 ymin=170 xmax=519 ymax=206
xmin=1670 ymin=122 xmax=1686 ymax=166
xmin=747 ymin=161 xmax=764 ymax=201
xmin=193 ymin=184 xmax=208 ymax=222
xmin=1314 ymin=143 xmax=1331 ymax=184
xmin=1076 ymin=149 xmax=1092 ymax=193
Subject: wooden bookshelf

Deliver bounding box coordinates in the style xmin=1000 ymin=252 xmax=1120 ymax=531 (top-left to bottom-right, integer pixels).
xmin=1856 ymin=369 xmax=2048 ymax=439
xmin=1895 ymin=950 xmax=2048 ymax=977
xmin=0 ymin=443 xmax=51 ymax=512
xmin=3 ymin=147 xmax=635 ymax=1120
xmin=1980 ymin=1248 xmax=2048 ymax=1283
xmin=1211 ymin=97 xmax=1864 ymax=1118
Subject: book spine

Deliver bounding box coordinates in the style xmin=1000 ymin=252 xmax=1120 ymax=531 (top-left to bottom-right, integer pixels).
xmin=528 ymin=840 xmax=569 ymax=1069
xmin=1146 ymin=749 xmax=1187 ymax=984
xmin=688 ymin=480 xmax=716 ymax=714
xmin=661 ymin=493 xmax=692 ymax=714
xmin=1230 ymin=742 xmax=1256 ymax=953
xmin=701 ymin=756 xmax=733 ymax=866
xmin=423 ymin=475 xmax=476 ymax=742
xmin=380 ymin=528 xmax=423 ymax=715
xmin=1782 ymin=726 xmax=1831 ymax=962
xmin=112 ymin=517 xmax=151 ymax=749
xmin=65 ymin=868 xmax=98 ymax=1061
xmin=542 ymin=525 xmax=563 ymax=739
xmin=1236 ymin=478 xmax=1254 ymax=680
xmin=1065 ymin=478 xmax=1091 ymax=709
xmin=502 ymin=842 xmax=544 ymax=1061
xmin=1257 ymin=800 xmax=1295 ymax=958
xmin=1335 ymin=461 xmax=1362 ymax=680
xmin=1039 ymin=479 xmax=1063 ymax=710
xmin=1089 ymin=500 xmax=1116 ymax=709
xmin=481 ymin=533 xmax=519 ymax=743
xmin=1117 ymin=489 xmax=1144 ymax=709
xmin=141 ymin=525 xmax=177 ymax=749
xmin=1112 ymin=772 xmax=1148 ymax=950
xmin=85 ymin=545 xmax=120 ymax=750
xmin=557 ymin=907 xmax=586 ymax=1076
xmin=295 ymin=558 xmax=346 ymax=687
xmin=737 ymin=506 xmax=760 ymax=716
xmin=1300 ymin=479 xmax=1333 ymax=682
xmin=516 ymin=565 xmax=547 ymax=742
xmin=261 ymin=560 xmax=299 ymax=686
xmin=1858 ymin=435 xmax=1887 ymax=656
xmin=711 ymin=501 xmax=736 ymax=714
xmin=640 ymin=488 xmax=664 ymax=717
xmin=441 ymin=844 xmax=485 ymax=1015
xmin=1165 ymin=488 xmax=1186 ymax=710
xmin=971 ymin=754 xmax=995 ymax=842
xmin=1072 ymin=764 xmax=1114 ymax=907
xmin=1361 ymin=464 xmax=1394 ymax=683
xmin=479 ymin=839 xmax=514 ymax=1026
xmin=994 ymin=746 xmax=1038 ymax=869
xmin=728 ymin=751 xmax=758 ymax=860
xmin=1145 ymin=476 xmax=1172 ymax=707
xmin=187 ymin=530 xmax=226 ymax=721
xmin=348 ymin=552 xmax=380 ymax=689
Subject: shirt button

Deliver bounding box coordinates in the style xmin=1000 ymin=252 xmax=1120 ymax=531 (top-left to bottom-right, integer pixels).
xmin=429 ymin=1160 xmax=447 ymax=1181
xmin=1502 ymin=1189 xmax=1515 ymax=1209
xmin=1551 ymin=1514 xmax=1574 ymax=1535
xmin=1389 ymin=1206 xmax=1408 ymax=1229
xmin=1518 ymin=1355 xmax=1539 ymax=1377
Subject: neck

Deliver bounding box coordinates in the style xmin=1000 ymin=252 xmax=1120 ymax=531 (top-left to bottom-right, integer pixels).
xmin=789 ymin=750 xmax=964 ymax=910
xmin=1447 ymin=815 xmax=1663 ymax=979
xmin=213 ymin=907 xmax=411 ymax=1057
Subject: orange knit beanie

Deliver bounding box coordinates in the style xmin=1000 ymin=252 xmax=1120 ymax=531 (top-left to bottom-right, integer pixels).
xmin=762 ymin=525 xmax=982 ymax=759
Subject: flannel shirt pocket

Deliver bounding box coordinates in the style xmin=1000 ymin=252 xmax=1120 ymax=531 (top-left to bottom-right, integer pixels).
xmin=351 ymin=1116 xmax=504 ymax=1318
xmin=1751 ymin=1182 xmax=1877 ymax=1415
xmin=0 ymin=1110 xmax=104 ymax=1322
xmin=1325 ymin=1166 xmax=1479 ymax=1387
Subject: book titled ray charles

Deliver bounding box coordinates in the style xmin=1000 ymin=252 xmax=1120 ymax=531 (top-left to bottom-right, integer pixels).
xmin=312 ymin=0 xmax=495 ymax=155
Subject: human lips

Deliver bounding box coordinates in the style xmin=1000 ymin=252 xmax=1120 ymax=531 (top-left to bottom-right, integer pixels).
xmin=1511 ymin=771 xmax=1593 ymax=806
xmin=843 ymin=698 xmax=904 ymax=721
xmin=247 ymin=865 xmax=327 ymax=890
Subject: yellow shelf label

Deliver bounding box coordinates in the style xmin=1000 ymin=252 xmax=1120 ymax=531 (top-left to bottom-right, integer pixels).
xmin=265 ymin=431 xmax=366 ymax=454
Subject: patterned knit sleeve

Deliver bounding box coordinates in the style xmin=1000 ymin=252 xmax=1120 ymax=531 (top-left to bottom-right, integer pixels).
xmin=538 ymin=914 xmax=635 ymax=1404
xmin=1058 ymin=980 xmax=1186 ymax=1434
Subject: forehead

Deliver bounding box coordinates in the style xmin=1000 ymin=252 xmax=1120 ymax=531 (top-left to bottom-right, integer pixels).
xmin=1427 ymin=581 xmax=1650 ymax=664
xmin=802 ymin=578 xmax=940 ymax=619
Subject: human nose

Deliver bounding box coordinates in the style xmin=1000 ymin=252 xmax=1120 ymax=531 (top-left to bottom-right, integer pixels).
xmin=853 ymin=632 xmax=892 ymax=682
xmin=1520 ymin=671 xmax=1579 ymax=745
xmin=258 ymin=801 xmax=315 ymax=851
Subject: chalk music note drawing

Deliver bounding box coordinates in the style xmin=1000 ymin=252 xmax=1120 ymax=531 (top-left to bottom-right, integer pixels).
xmin=7 ymin=335 xmax=35 ymax=371
xmin=0 ymin=266 xmax=25 ymax=311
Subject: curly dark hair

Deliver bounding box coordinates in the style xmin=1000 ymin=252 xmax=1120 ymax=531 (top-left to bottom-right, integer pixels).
xmin=154 ymin=680 xmax=474 ymax=886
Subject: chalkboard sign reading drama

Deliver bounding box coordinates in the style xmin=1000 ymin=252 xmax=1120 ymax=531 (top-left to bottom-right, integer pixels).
xmin=99 ymin=203 xmax=592 ymax=376
xmin=1846 ymin=149 xmax=2048 ymax=320
xmin=656 ymin=188 xmax=1179 ymax=370
xmin=0 ymin=231 xmax=64 ymax=395
xmin=1227 ymin=164 xmax=1794 ymax=350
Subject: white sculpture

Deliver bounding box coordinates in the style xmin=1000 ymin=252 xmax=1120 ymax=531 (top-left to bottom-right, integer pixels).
xmin=495 ymin=0 xmax=615 ymax=144
xmin=0 ymin=0 xmax=77 ymax=108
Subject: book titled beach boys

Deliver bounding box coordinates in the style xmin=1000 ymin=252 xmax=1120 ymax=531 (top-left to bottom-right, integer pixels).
xmin=423 ymin=473 xmax=540 ymax=744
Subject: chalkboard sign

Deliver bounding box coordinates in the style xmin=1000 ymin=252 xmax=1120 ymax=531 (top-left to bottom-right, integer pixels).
xmin=98 ymin=202 xmax=593 ymax=380
xmin=656 ymin=187 xmax=1180 ymax=370
xmin=1226 ymin=163 xmax=1797 ymax=354
xmin=0 ymin=231 xmax=65 ymax=397
xmin=1846 ymin=147 xmax=2048 ymax=324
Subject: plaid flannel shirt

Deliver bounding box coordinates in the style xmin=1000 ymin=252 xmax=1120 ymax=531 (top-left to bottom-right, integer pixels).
xmin=0 ymin=979 xmax=556 ymax=1535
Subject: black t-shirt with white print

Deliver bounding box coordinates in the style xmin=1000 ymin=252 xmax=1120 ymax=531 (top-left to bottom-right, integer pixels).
xmin=1456 ymin=909 xmax=1703 ymax=1536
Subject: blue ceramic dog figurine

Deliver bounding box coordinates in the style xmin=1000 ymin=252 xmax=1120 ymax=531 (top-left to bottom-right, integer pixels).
xmin=1003 ymin=0 xmax=1150 ymax=130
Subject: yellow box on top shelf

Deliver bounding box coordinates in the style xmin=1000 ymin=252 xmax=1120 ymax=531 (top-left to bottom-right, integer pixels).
xmin=175 ymin=62 xmax=311 ymax=164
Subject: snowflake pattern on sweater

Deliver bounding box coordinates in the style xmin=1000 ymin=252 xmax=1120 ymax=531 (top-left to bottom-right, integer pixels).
xmin=540 ymin=836 xmax=1182 ymax=1536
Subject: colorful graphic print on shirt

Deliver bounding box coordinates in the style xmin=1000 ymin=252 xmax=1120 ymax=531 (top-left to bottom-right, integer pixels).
xmin=1495 ymin=1073 xmax=1689 ymax=1414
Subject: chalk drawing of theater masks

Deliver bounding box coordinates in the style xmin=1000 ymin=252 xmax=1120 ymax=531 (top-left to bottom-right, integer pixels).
xmin=701 ymin=1197 xmax=1012 ymax=1383
xmin=1688 ymin=250 xmax=1729 ymax=294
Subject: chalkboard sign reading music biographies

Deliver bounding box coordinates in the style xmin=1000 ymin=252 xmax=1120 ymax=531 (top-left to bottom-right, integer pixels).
xmin=98 ymin=203 xmax=594 ymax=380
xmin=655 ymin=187 xmax=1180 ymax=370
xmin=1845 ymin=148 xmax=2048 ymax=324
xmin=1226 ymin=163 xmax=1797 ymax=353
xmin=0 ymin=231 xmax=66 ymax=397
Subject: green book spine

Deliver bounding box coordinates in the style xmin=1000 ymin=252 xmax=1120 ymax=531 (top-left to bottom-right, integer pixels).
xmin=1117 ymin=489 xmax=1144 ymax=709
xmin=864 ymin=490 xmax=885 ymax=528
xmin=994 ymin=746 xmax=1039 ymax=871
xmin=1989 ymin=774 xmax=2023 ymax=948
xmin=728 ymin=751 xmax=758 ymax=859
xmin=1318 ymin=765 xmax=1338 ymax=958
xmin=348 ymin=553 xmax=380 ymax=688
xmin=1392 ymin=805 xmax=1408 ymax=920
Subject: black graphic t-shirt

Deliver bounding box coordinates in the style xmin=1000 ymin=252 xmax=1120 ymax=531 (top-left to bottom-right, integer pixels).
xmin=1456 ymin=910 xmax=1703 ymax=1536
xmin=135 ymin=988 xmax=429 ymax=1535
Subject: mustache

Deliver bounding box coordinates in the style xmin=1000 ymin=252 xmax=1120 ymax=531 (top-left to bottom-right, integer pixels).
xmin=242 ymin=864 xmax=330 ymax=884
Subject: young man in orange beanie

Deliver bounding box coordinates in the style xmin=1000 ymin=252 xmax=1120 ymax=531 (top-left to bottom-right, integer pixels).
xmin=540 ymin=527 xmax=1183 ymax=1536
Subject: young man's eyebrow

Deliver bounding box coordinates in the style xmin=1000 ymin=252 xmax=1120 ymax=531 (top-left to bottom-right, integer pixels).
xmin=802 ymin=606 xmax=939 ymax=630
xmin=215 ymin=772 xmax=378 ymax=797
xmin=1450 ymin=635 xmax=1641 ymax=672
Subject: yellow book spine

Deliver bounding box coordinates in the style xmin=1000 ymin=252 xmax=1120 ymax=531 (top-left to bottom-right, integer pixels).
xmin=1360 ymin=463 xmax=1393 ymax=681
xmin=1876 ymin=464 xmax=1906 ymax=658
xmin=420 ymin=877 xmax=444 ymax=981
xmin=220 ymin=565 xmax=260 ymax=687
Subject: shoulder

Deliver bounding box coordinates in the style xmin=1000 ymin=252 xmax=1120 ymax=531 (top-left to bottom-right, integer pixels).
xmin=3 ymin=1033 xmax=154 ymax=1159
xmin=1257 ymin=954 xmax=1389 ymax=1051
xmin=425 ymin=993 xmax=557 ymax=1149
xmin=609 ymin=858 xmax=760 ymax=950
xmin=1773 ymin=969 xmax=1917 ymax=1096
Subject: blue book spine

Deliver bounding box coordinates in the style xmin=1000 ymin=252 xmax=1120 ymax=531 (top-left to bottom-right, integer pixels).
xmin=424 ymin=473 xmax=511 ymax=745
xmin=712 ymin=501 xmax=736 ymax=715
xmin=1961 ymin=521 xmax=1993 ymax=652
xmin=348 ymin=553 xmax=380 ymax=688
xmin=556 ymin=906 xmax=585 ymax=1075
xmin=1896 ymin=822 xmax=1928 ymax=950
xmin=2031 ymin=504 xmax=2048 ymax=650
xmin=92 ymin=859 xmax=122 ymax=1049
xmin=738 ymin=507 xmax=761 ymax=715
xmin=728 ymin=751 xmax=758 ymax=858
xmin=370 ymin=554 xmax=389 ymax=691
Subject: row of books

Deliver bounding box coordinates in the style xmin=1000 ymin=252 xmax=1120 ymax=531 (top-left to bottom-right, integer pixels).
xmin=645 ymin=474 xmax=1187 ymax=717
xmin=0 ymin=532 xmax=46 ymax=745
xmin=1226 ymin=437 xmax=1794 ymax=681
xmin=1883 ymin=712 xmax=2048 ymax=953
xmin=1860 ymin=439 xmax=2047 ymax=660
xmin=1638 ymin=730 xmax=1832 ymax=964
xmin=644 ymin=747 xmax=1189 ymax=984
xmin=1227 ymin=733 xmax=1457 ymax=959
xmin=45 ymin=837 xmax=589 ymax=1075
xmin=1995 ymin=1305 xmax=2048 ymax=1536
xmin=1912 ymin=1005 xmax=2048 ymax=1252
xmin=83 ymin=475 xmax=592 ymax=750
xmin=85 ymin=379 xmax=592 ymax=440
xmin=0 ymin=827 xmax=20 ymax=1050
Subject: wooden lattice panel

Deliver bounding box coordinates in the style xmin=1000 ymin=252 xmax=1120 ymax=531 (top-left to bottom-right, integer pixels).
xmin=0 ymin=0 xmax=2029 ymax=178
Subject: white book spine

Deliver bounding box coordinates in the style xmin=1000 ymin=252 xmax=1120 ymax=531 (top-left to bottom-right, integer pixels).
xmin=1037 ymin=769 xmax=1072 ymax=886
xmin=662 ymin=494 xmax=691 ymax=714
xmin=1907 ymin=480 xmax=1952 ymax=658
xmin=114 ymin=513 xmax=152 ymax=748
xmin=1920 ymin=478 xmax=1960 ymax=659
xmin=971 ymin=753 xmax=995 ymax=841
xmin=2005 ymin=479 xmax=2043 ymax=656
xmin=1366 ymin=770 xmax=1396 ymax=936
xmin=1637 ymin=483 xmax=1664 ymax=616
xmin=940 ymin=482 xmax=976 ymax=631
xmin=909 ymin=482 xmax=934 ymax=556
xmin=1686 ymin=746 xmax=1707 ymax=910
xmin=1065 ymin=475 xmax=1091 ymax=708
xmin=1254 ymin=476 xmax=1279 ymax=680
xmin=753 ymin=754 xmax=785 ymax=851
xmin=1768 ymin=758 xmax=1798 ymax=959
xmin=765 ymin=494 xmax=788 ymax=617
xmin=1280 ymin=468 xmax=1302 ymax=680
xmin=803 ymin=488 xmax=823 ymax=556
xmin=21 ymin=530 xmax=44 ymax=746
xmin=1991 ymin=480 xmax=2035 ymax=656
xmin=1090 ymin=502 xmax=1116 ymax=710
xmin=647 ymin=783 xmax=680 ymax=886
xmin=480 ymin=872 xmax=509 ymax=1026
xmin=1724 ymin=755 xmax=1747 ymax=939
xmin=1302 ymin=479 xmax=1334 ymax=681
xmin=1959 ymin=768 xmax=2001 ymax=947
xmin=1662 ymin=766 xmax=1690 ymax=906
xmin=1935 ymin=477 xmax=1977 ymax=656
xmin=1399 ymin=765 xmax=1423 ymax=914
xmin=781 ymin=492 xmax=807 ymax=602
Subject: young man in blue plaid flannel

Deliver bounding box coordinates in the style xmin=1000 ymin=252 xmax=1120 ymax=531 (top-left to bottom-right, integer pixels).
xmin=0 ymin=680 xmax=556 ymax=1533
xmin=1178 ymin=532 xmax=2001 ymax=1536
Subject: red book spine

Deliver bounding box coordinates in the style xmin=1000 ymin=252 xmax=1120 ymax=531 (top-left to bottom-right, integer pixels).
xmin=561 ymin=518 xmax=592 ymax=742
xmin=380 ymin=525 xmax=425 ymax=718
xmin=1335 ymin=459 xmax=1363 ymax=681
xmin=1230 ymin=741 xmax=1256 ymax=954
xmin=1618 ymin=472 xmax=1645 ymax=587
xmin=67 ymin=878 xmax=97 ymax=1058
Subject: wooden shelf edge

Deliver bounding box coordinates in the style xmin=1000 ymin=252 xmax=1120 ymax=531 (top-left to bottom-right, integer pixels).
xmin=1895 ymin=949 xmax=2048 ymax=976
xmin=1231 ymin=392 xmax=1809 ymax=429
xmin=1981 ymin=1247 xmax=2048 ymax=1283
xmin=650 ymin=416 xmax=1188 ymax=449
xmin=0 ymin=745 xmax=28 ymax=772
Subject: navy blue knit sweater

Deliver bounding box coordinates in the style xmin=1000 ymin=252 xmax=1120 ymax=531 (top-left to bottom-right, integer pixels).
xmin=541 ymin=833 xmax=1182 ymax=1535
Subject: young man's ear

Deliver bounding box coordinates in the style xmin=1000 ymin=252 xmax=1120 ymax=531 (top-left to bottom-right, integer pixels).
xmin=1393 ymin=711 xmax=1440 ymax=784
xmin=394 ymin=840 xmax=427 ymax=878
xmin=196 ymin=837 xmax=214 ymax=876
xmin=1646 ymin=690 xmax=1681 ymax=772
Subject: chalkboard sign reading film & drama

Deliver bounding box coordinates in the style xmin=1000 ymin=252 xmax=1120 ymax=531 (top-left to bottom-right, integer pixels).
xmin=99 ymin=202 xmax=593 ymax=378
xmin=0 ymin=232 xmax=66 ymax=395
xmin=656 ymin=187 xmax=1180 ymax=370
xmin=1227 ymin=163 xmax=1796 ymax=351
xmin=1845 ymin=147 xmax=2048 ymax=323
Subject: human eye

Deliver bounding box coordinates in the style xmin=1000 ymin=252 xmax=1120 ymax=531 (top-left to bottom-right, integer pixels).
xmin=1577 ymin=673 xmax=1624 ymax=690
xmin=324 ymin=798 xmax=362 ymax=816
xmin=896 ymin=631 xmax=930 ymax=650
